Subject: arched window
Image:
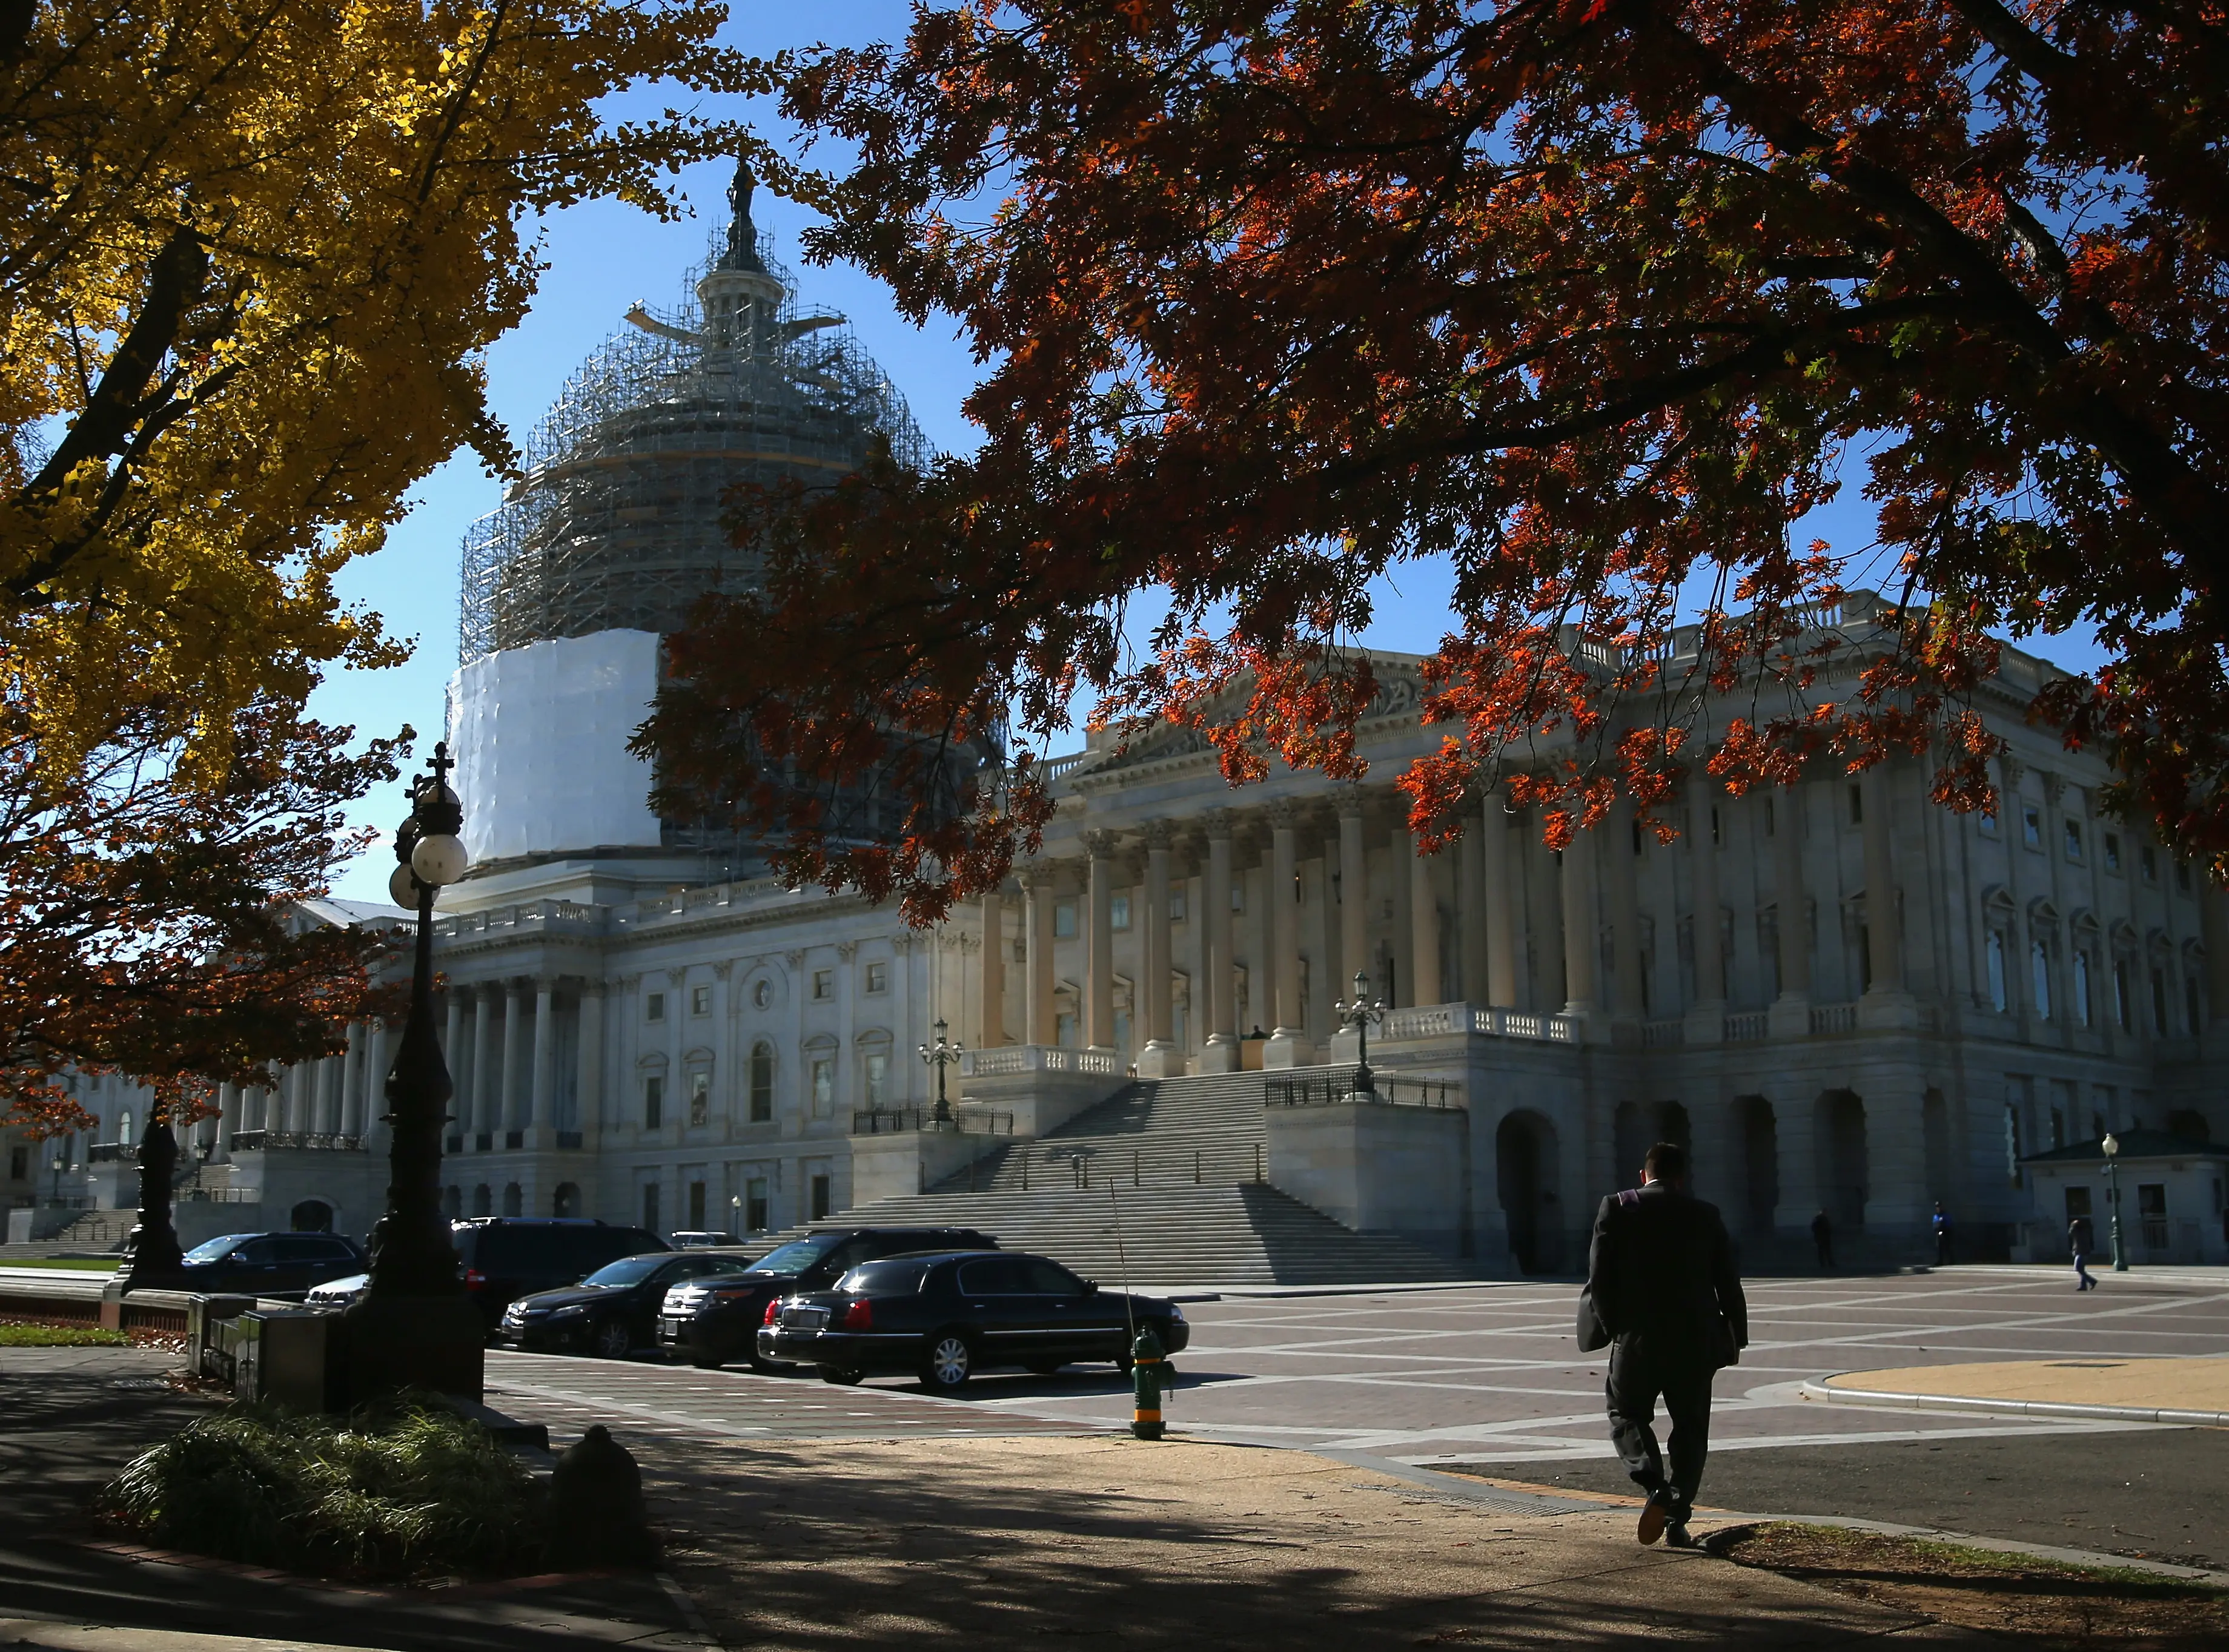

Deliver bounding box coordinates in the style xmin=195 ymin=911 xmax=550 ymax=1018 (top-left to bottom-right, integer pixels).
xmin=749 ymin=1042 xmax=775 ymax=1123
xmin=2073 ymin=950 xmax=2093 ymax=1027
xmin=472 ymin=1183 xmax=492 ymax=1217
xmin=1986 ymin=931 xmax=2008 ymax=1013
xmin=552 ymin=1181 xmax=580 ymax=1217
xmin=502 ymin=1182 xmax=523 ymax=1217
xmin=443 ymin=1186 xmax=462 ymax=1220
xmin=117 ymin=1108 xmax=134 ymax=1145
xmin=2030 ymin=942 xmax=2052 ymax=1020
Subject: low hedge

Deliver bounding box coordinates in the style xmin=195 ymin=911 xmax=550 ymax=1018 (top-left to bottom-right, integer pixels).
xmin=102 ymin=1393 xmax=548 ymax=1580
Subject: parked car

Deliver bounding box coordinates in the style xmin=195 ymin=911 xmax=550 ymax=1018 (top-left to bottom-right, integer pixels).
xmin=757 ymin=1249 xmax=1188 ymax=1392
xmin=304 ymin=1271 xmax=369 ymax=1307
xmin=452 ymin=1218 xmax=669 ymax=1326
xmin=669 ymin=1231 xmax=737 ymax=1250
xmin=499 ymin=1250 xmax=758 ymax=1358
xmin=658 ymin=1226 xmax=998 ymax=1372
xmin=176 ymin=1232 xmax=367 ymax=1297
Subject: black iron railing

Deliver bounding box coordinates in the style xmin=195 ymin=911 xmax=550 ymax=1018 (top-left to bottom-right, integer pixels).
xmin=1265 ymin=1071 xmax=1462 ymax=1109
xmin=228 ymin=1131 xmax=363 ymax=1152
xmin=852 ymin=1106 xmax=1016 ymax=1137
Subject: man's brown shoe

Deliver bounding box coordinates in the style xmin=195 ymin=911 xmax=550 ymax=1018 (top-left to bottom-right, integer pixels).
xmin=1637 ymin=1491 xmax=1672 ymax=1545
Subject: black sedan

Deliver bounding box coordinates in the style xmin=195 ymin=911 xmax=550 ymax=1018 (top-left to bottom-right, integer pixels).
xmin=497 ymin=1251 xmax=756 ymax=1358
xmin=175 ymin=1231 xmax=366 ymax=1297
xmin=757 ymin=1250 xmax=1188 ymax=1392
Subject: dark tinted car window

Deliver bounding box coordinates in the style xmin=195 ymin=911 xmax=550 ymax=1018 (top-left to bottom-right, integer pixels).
xmin=1021 ymin=1258 xmax=1085 ymax=1295
xmin=843 ymin=1258 xmax=931 ymax=1295
xmin=956 ymin=1255 xmax=1032 ymax=1295
xmin=274 ymin=1236 xmax=348 ymax=1263
xmin=236 ymin=1238 xmax=285 ymax=1264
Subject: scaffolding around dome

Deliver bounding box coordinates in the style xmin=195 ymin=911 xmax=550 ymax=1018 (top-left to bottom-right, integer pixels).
xmin=459 ymin=176 xmax=927 ymax=664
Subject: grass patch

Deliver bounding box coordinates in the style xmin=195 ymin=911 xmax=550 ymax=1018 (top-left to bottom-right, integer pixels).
xmin=0 ymin=1322 xmax=130 ymax=1346
xmin=4 ymin=1258 xmax=120 ymax=1270
xmin=1713 ymin=1521 xmax=2229 ymax=1644
xmin=102 ymin=1393 xmax=549 ymax=1582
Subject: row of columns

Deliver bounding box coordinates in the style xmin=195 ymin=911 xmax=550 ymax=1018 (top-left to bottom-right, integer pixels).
xmin=973 ymin=763 xmax=1912 ymax=1054
xmin=206 ymin=1017 xmax=392 ymax=1158
xmin=440 ymin=978 xmax=604 ymax=1145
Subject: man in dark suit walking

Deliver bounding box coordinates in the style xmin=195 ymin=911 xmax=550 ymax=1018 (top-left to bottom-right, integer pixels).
xmin=1585 ymin=1141 xmax=1748 ymax=1548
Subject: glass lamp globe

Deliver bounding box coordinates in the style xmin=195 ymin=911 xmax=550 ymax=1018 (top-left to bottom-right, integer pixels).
xmin=388 ymin=862 xmax=421 ymax=908
xmin=2102 ymin=1131 xmax=2119 ymax=1158
xmin=410 ymin=833 xmax=468 ymax=887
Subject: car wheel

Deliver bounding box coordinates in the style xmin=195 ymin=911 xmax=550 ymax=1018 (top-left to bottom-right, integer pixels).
xmin=593 ymin=1319 xmax=634 ymax=1360
xmin=818 ymin=1364 xmax=864 ymax=1386
xmin=689 ymin=1354 xmax=726 ymax=1370
xmin=919 ymin=1330 xmax=973 ymax=1392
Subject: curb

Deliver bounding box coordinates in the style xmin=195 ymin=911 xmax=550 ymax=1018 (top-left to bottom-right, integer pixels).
xmin=1801 ymin=1377 xmax=2229 ymax=1429
xmin=1703 ymin=1513 xmax=2229 ymax=1587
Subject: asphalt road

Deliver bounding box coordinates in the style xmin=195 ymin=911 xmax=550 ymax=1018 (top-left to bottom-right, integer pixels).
xmin=1444 ymin=1426 xmax=2229 ymax=1571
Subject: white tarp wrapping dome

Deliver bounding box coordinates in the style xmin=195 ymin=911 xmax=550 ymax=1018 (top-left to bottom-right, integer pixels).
xmin=448 ymin=630 xmax=664 ymax=864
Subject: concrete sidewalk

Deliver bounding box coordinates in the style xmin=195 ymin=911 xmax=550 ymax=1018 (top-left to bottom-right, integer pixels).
xmin=634 ymin=1431 xmax=1989 ymax=1649
xmin=1810 ymin=1354 xmax=2229 ymax=1426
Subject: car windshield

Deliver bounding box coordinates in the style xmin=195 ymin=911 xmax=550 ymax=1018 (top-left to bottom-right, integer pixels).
xmin=840 ymin=1259 xmax=930 ymax=1295
xmin=746 ymin=1236 xmax=842 ymax=1277
xmin=182 ymin=1235 xmax=255 ymax=1263
xmin=580 ymin=1255 xmax=666 ymax=1288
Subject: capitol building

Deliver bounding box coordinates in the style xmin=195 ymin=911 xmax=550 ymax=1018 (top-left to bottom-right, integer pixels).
xmin=19 ymin=173 xmax=2229 ymax=1275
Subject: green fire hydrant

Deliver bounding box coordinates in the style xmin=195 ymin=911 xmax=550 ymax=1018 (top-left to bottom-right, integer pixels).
xmin=1130 ymin=1322 xmax=1167 ymax=1440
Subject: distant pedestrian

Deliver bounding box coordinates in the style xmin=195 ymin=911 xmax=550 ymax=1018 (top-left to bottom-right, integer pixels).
xmin=1811 ymin=1209 xmax=1835 ymax=1270
xmin=2070 ymin=1215 xmax=2097 ymax=1290
xmin=1583 ymin=1142 xmax=1747 ymax=1550
xmin=1932 ymin=1203 xmax=1954 ymax=1267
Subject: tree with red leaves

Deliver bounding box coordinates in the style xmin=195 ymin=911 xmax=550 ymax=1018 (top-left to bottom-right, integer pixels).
xmin=0 ymin=686 xmax=405 ymax=1139
xmin=641 ymin=0 xmax=2228 ymax=916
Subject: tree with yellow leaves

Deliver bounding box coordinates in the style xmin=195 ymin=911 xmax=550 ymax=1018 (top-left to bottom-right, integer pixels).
xmin=0 ymin=0 xmax=765 ymax=1128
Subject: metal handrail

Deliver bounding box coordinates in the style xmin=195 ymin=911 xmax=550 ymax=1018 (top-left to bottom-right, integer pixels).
xmin=1265 ymin=1071 xmax=1462 ymax=1109
xmin=851 ymin=1106 xmax=1015 ymax=1137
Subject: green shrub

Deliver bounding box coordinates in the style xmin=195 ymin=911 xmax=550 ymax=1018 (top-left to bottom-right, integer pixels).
xmin=102 ymin=1392 xmax=548 ymax=1579
xmin=0 ymin=1323 xmax=130 ymax=1345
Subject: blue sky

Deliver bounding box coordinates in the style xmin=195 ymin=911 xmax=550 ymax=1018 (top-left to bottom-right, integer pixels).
xmin=317 ymin=2 xmax=2105 ymax=902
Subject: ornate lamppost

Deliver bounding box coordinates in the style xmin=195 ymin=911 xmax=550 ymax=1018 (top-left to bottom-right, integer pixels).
xmin=341 ymin=741 xmax=485 ymax=1399
xmin=118 ymin=1104 xmax=186 ymax=1289
xmin=918 ymin=1017 xmax=962 ymax=1127
xmin=2102 ymin=1130 xmax=2129 ymax=1272
xmin=1334 ymin=970 xmax=1388 ymax=1099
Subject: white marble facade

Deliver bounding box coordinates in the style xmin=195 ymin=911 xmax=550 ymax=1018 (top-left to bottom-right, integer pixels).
xmin=30 ymin=596 xmax=2229 ymax=1270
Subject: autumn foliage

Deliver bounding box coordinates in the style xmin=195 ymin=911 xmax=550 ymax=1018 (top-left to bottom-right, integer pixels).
xmin=643 ymin=0 xmax=2229 ymax=911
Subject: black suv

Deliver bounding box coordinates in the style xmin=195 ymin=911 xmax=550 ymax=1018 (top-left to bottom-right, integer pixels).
xmin=657 ymin=1226 xmax=997 ymax=1371
xmin=176 ymin=1231 xmax=366 ymax=1297
xmin=452 ymin=1218 xmax=668 ymax=1326
xmin=757 ymin=1249 xmax=1188 ymax=1392
xmin=498 ymin=1250 xmax=758 ymax=1358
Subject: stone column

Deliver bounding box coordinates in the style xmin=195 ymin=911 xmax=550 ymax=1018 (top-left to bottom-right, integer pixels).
xmin=1139 ymin=824 xmax=1178 ymax=1075
xmin=529 ymin=975 xmax=556 ymax=1134
xmin=281 ymin=1062 xmax=306 ymax=1134
xmin=1267 ymin=803 xmax=1312 ymax=1064
xmin=469 ymin=986 xmax=494 ymax=1144
xmin=2203 ymin=879 xmax=2229 ymax=1028
xmin=1481 ymin=789 xmax=1519 ymax=1008
xmin=339 ymin=1022 xmax=365 ymax=1138
xmin=1608 ymin=800 xmax=1644 ymax=1021
xmin=1022 ymin=870 xmax=1057 ymax=1045
xmin=503 ymin=978 xmax=528 ymax=1137
xmin=1769 ymin=782 xmax=1814 ymax=1038
xmin=213 ymin=1082 xmax=239 ymax=1162
xmin=1086 ymin=830 xmax=1118 ymax=1051
xmin=1338 ymin=794 xmax=1370 ymax=998
xmin=1408 ymin=825 xmax=1443 ymax=1006
xmin=1685 ymin=781 xmax=1726 ymax=1043
xmin=1459 ymin=815 xmax=1489 ymax=1005
xmin=1561 ymin=826 xmax=1601 ymax=1019
xmin=359 ymin=1020 xmax=388 ymax=1153
xmin=978 ymin=886 xmax=1007 ymax=1049
xmin=1858 ymin=763 xmax=1916 ymax=1030
xmin=576 ymin=984 xmax=605 ymax=1134
xmin=1201 ymin=812 xmax=1239 ymax=1071
xmin=443 ymin=989 xmax=465 ymax=1129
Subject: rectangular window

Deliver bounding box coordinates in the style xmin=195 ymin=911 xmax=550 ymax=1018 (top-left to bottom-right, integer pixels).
xmin=810 ymin=1173 xmax=833 ymax=1222
xmin=2176 ymin=861 xmax=2192 ymax=894
xmin=864 ymin=961 xmax=888 ymax=994
xmin=1054 ymin=899 xmax=1078 ymax=939
xmin=2065 ymin=1185 xmax=2092 ymax=1220
xmin=1978 ymin=803 xmax=1998 ymax=836
xmin=2073 ymin=950 xmax=2093 ymax=1027
xmin=2151 ymin=966 xmax=2170 ymax=1034
xmin=687 ymin=1071 xmax=709 ymax=1127
xmin=746 ymin=1177 xmax=769 ymax=1234
xmin=2104 ymin=833 xmax=2122 ymax=871
xmin=864 ymin=1051 xmax=890 ymax=1106
xmin=2063 ymin=820 xmax=2082 ymax=861
xmin=641 ymin=1181 xmax=660 ymax=1234
xmin=1113 ymin=1009 xmax=1132 ymax=1053
xmin=2142 ymin=845 xmax=2159 ymax=882
xmin=812 ymin=968 xmax=834 ymax=1001
xmin=1848 ymin=784 xmax=1863 ymax=825
xmin=1986 ymin=930 xmax=2008 ymax=1013
xmin=2031 ymin=941 xmax=2052 ymax=1020
xmin=810 ymin=1057 xmax=834 ymax=1116
xmin=2114 ymin=960 xmax=2133 ymax=1030
xmin=687 ymin=1178 xmax=706 ymax=1231
xmin=2138 ymin=1183 xmax=2168 ymax=1249
xmin=1055 ymin=1009 xmax=1078 ymax=1048
xmin=646 ymin=991 xmax=665 ymax=1023
xmin=8 ymin=1146 xmax=24 ymax=1181
xmin=1231 ymin=882 xmax=1245 ymax=912
xmin=2022 ymin=807 xmax=2042 ymax=848
xmin=691 ymin=984 xmax=711 ymax=1016
xmin=1170 ymin=890 xmax=1188 ymax=922
xmin=643 ymin=1074 xmax=664 ymax=1130
xmin=1110 ymin=893 xmax=1131 ymax=930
